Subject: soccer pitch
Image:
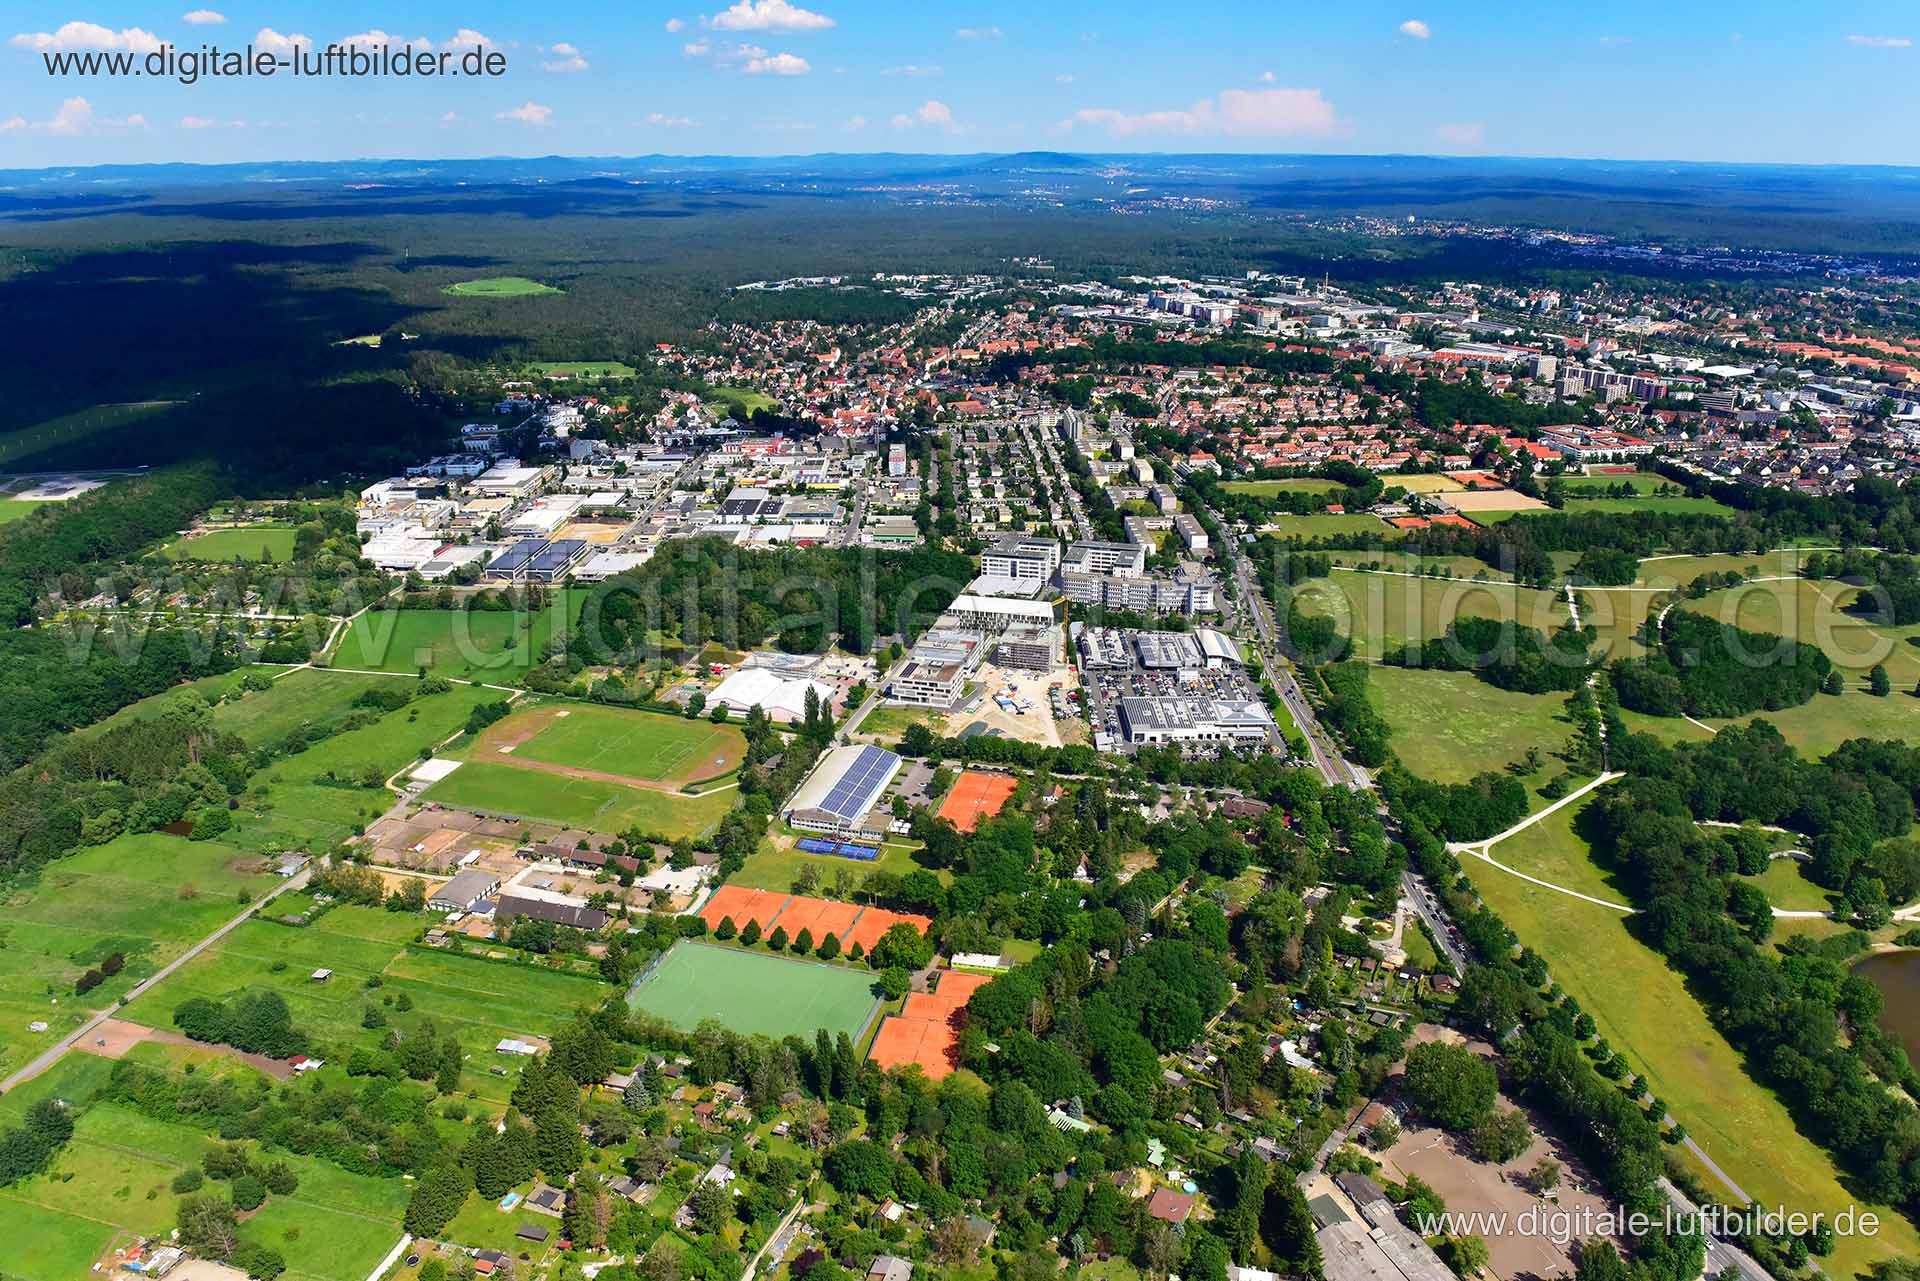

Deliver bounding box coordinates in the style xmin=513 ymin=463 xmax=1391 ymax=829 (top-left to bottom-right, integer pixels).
xmin=626 ymin=941 xmax=880 ymax=1041
xmin=515 ymin=704 xmax=744 ymax=783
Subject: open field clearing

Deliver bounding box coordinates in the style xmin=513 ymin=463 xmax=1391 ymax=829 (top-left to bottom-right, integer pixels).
xmin=1463 ymin=804 xmax=1920 ymax=1277
xmin=0 ymin=833 xmax=272 ymax=1083
xmin=328 ymin=593 xmax=586 ymax=682
xmin=443 ymin=276 xmax=562 ymax=296
xmin=627 ymin=941 xmax=879 ymax=1041
xmin=1291 ymin=570 xmax=1568 ymax=660
xmin=703 ymin=384 xmax=777 ymax=413
xmin=1562 ymin=495 xmax=1738 ymax=518
xmin=422 ymin=758 xmax=738 ymax=839
xmin=486 ymin=702 xmax=746 ymax=785
xmin=1220 ymin=477 xmax=1344 ymax=498
xmin=1364 ymin=665 xmax=1572 ymax=783
xmin=209 ymin=668 xmax=399 ymax=742
xmin=162 ymin=524 xmax=298 ymax=562
xmin=530 ymin=360 xmax=636 ymax=377
xmin=1261 ymin=513 xmax=1401 ymax=541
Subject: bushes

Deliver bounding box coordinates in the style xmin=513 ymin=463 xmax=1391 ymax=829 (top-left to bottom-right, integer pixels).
xmin=172 ymin=990 xmax=308 ymax=1058
xmin=0 ymin=1099 xmax=76 ymax=1186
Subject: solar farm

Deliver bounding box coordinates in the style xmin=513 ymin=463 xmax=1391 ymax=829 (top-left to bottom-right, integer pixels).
xmin=625 ymin=941 xmax=881 ymax=1041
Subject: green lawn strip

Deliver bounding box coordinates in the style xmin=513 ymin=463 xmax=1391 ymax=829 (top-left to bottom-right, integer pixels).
xmin=444 ymin=276 xmax=562 ymax=297
xmin=626 ymin=940 xmax=879 ymax=1041
xmin=1465 ymin=805 xmax=1920 ymax=1277
xmin=421 ymin=759 xmax=738 ymax=839
xmin=727 ymin=837 xmax=926 ymax=893
xmin=1291 ymin=570 xmax=1567 ymax=660
xmin=1746 ymin=859 xmax=1834 ymax=914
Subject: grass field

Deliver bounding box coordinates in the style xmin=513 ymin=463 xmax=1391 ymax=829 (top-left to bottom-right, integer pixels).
xmin=1220 ymin=478 xmax=1342 ymax=498
xmin=1559 ymin=473 xmax=1665 ymax=495
xmin=0 ymin=402 xmax=177 ymax=467
xmin=422 ymin=759 xmax=738 ymax=839
xmin=210 ymin=668 xmax=399 ymax=742
xmin=1748 ymin=859 xmax=1834 ymax=914
xmin=119 ymin=906 xmax=606 ymax=1108
xmin=627 ymin=941 xmax=879 ymax=1041
xmin=1261 ymin=514 xmax=1398 ymax=541
xmin=0 ymin=833 xmax=273 ymax=1083
xmin=1292 ymin=569 xmax=1568 ymax=660
xmin=505 ymin=704 xmax=746 ymax=785
xmin=329 ymin=593 xmax=586 ymax=681
xmin=162 ymin=524 xmax=298 ymax=562
xmin=703 ymin=384 xmax=777 ymax=414
xmin=1562 ymin=495 xmax=1738 ymax=519
xmin=531 ymin=360 xmax=637 ymax=378
xmin=0 ymin=498 xmax=55 ymax=523
xmin=730 ymin=833 xmax=928 ymax=893
xmin=1466 ymin=803 xmax=1920 ymax=1276
xmin=444 ymin=276 xmax=562 ymax=297
xmin=856 ymin=703 xmax=948 ymax=741
xmin=1631 ymin=548 xmax=1815 ymax=587
xmin=225 ymin=680 xmax=503 ymax=854
xmin=1390 ymin=473 xmax=1468 ymax=493
xmin=1365 ymin=666 xmax=1573 ymax=784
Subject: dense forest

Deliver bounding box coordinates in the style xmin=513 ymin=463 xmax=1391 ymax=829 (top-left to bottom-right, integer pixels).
xmin=1613 ymin=610 xmax=1831 ymax=718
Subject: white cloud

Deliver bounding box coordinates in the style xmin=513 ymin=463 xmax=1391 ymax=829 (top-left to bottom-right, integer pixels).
xmin=0 ymin=96 xmax=145 ymax=135
xmin=643 ymin=111 xmax=696 ymax=126
xmin=1259 ymin=69 xmax=1274 ymax=82
xmin=882 ymin=63 xmax=941 ymax=77
xmin=496 ymin=101 xmax=554 ymax=125
xmin=441 ymin=110 xmax=460 ymax=123
xmin=844 ymin=114 xmax=867 ymax=130
xmin=1055 ymin=72 xmax=1073 ymax=83
xmin=708 ymin=0 xmax=834 ymax=32
xmin=543 ymin=41 xmax=589 ymax=72
xmin=254 ymin=28 xmax=310 ymax=52
xmin=1059 ymin=86 xmax=1337 ymax=139
xmin=9 ymin=22 xmax=162 ymax=53
xmin=1434 ymin=121 xmax=1484 ymax=147
xmin=742 ymin=50 xmax=809 ymax=74
xmin=338 ymin=30 xmax=432 ymax=51
xmin=892 ymin=99 xmax=963 ymax=132
xmin=1398 ymin=19 xmax=1430 ymax=39
xmin=665 ymin=17 xmax=687 ymax=32
xmin=955 ymin=26 xmax=1002 ymax=39
xmin=441 ymin=28 xmax=494 ymax=52
xmin=178 ymin=114 xmax=215 ymax=129
xmin=182 ymin=9 xmax=226 ymax=24
xmin=1846 ymin=34 xmax=1911 ymax=47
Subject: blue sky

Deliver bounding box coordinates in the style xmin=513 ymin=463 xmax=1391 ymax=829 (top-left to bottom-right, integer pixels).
xmin=2 ymin=1 xmax=1917 ymax=168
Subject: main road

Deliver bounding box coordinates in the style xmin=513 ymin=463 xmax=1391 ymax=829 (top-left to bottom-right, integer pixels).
xmin=0 ymin=867 xmax=312 ymax=1095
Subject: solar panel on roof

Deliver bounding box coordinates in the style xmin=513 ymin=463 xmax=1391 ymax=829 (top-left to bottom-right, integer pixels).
xmin=818 ymin=745 xmax=896 ymax=820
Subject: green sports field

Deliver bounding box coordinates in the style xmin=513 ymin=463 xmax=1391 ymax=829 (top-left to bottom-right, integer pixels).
xmin=444 ymin=276 xmax=563 ymax=297
xmin=329 ymin=594 xmax=586 ymax=681
xmin=532 ymin=360 xmax=636 ymax=378
xmin=627 ymin=940 xmax=879 ymax=1041
xmin=508 ymin=704 xmax=746 ymax=784
xmin=422 ymin=759 xmax=738 ymax=839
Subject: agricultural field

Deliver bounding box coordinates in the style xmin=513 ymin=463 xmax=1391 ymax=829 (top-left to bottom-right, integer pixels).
xmin=226 ymin=679 xmax=506 ymax=854
xmin=490 ymin=703 xmax=746 ymax=785
xmin=0 ymin=1053 xmax=407 ymax=1281
xmin=328 ymin=593 xmax=586 ymax=681
xmin=421 ymin=759 xmax=739 ymax=840
xmin=162 ymin=524 xmax=298 ymax=563
xmin=1389 ymin=473 xmax=1468 ymax=493
xmin=0 ymin=402 xmax=177 ymax=467
xmin=530 ymin=360 xmax=637 ymax=378
xmin=1463 ymin=803 xmax=1920 ymax=1278
xmin=1291 ymin=569 xmax=1568 ymax=660
xmin=627 ymin=940 xmax=880 ymax=1042
xmin=1364 ymin=665 xmax=1573 ymax=784
xmin=1219 ymin=477 xmax=1342 ymax=498
xmin=118 ymin=906 xmax=606 ymax=1108
xmin=0 ymin=832 xmax=275 ymax=1083
xmin=443 ymin=276 xmax=562 ymax=297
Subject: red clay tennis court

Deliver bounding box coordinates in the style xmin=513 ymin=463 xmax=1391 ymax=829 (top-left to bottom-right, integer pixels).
xmin=843 ymin=906 xmax=934 ymax=954
xmin=868 ymin=969 xmax=992 ymax=1080
xmin=935 ymin=770 xmax=1019 ymax=833
xmin=771 ymin=896 xmax=863 ymax=944
xmin=700 ymin=885 xmax=789 ymax=934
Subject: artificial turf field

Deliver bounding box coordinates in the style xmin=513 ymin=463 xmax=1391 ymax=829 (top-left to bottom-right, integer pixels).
xmin=626 ymin=941 xmax=879 ymax=1041
xmin=507 ymin=704 xmax=746 ymax=784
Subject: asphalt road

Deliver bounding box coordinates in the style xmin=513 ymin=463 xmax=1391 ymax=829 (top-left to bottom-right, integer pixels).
xmin=0 ymin=867 xmax=312 ymax=1095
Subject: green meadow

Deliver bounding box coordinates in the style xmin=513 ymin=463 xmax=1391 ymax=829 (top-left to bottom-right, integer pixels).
xmin=328 ymin=593 xmax=587 ymax=682
xmin=422 ymin=759 xmax=738 ymax=840
xmin=444 ymin=276 xmax=563 ymax=297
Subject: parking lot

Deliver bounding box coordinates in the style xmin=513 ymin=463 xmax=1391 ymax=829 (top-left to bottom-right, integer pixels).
xmin=1078 ymin=630 xmax=1272 ymax=755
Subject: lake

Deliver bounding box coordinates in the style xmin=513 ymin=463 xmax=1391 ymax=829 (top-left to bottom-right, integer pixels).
xmin=1856 ymin=948 xmax=1920 ymax=1060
